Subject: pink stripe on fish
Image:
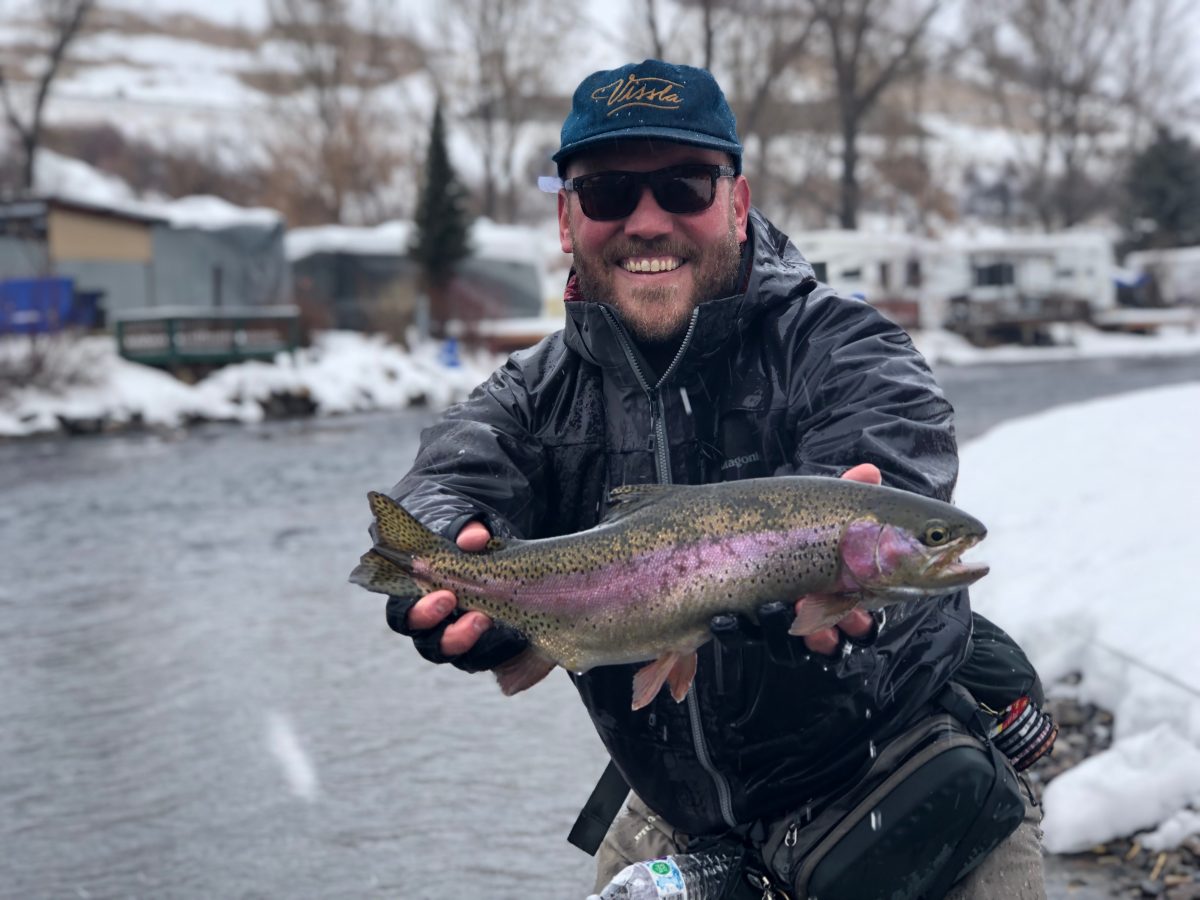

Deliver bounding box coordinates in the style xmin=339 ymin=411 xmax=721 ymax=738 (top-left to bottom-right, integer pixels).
xmin=433 ymin=523 xmax=842 ymax=618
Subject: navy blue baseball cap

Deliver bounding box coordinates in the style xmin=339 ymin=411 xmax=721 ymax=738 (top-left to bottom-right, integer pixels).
xmin=553 ymin=60 xmax=743 ymax=174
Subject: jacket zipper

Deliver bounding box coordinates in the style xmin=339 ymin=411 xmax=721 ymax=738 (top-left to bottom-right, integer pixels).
xmin=599 ymin=306 xmax=738 ymax=829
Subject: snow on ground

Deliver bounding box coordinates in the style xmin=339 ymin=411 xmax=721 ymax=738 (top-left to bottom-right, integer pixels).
xmin=914 ymin=323 xmax=1200 ymax=366
xmin=0 ymin=330 xmax=496 ymax=438
xmin=957 ymin=382 xmax=1200 ymax=853
xmin=1 ymin=324 xmax=1199 ymax=856
xmin=4 ymin=323 xmax=1199 ymax=439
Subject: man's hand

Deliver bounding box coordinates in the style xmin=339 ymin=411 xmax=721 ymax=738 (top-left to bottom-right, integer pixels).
xmin=399 ymin=521 xmax=493 ymax=656
xmin=798 ymin=463 xmax=879 ymax=656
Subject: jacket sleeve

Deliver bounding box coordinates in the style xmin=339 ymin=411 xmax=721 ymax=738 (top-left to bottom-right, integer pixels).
xmin=391 ymin=354 xmax=548 ymax=539
xmin=781 ymin=291 xmax=959 ymax=502
xmin=383 ymin=352 xmax=550 ymax=672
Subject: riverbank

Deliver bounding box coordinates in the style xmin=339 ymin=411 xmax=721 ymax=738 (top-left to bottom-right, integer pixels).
xmin=3 ymin=324 xmax=1200 ymax=440
xmin=0 ymin=330 xmax=496 ymax=439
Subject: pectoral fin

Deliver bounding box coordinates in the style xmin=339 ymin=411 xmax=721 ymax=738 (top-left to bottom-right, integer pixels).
xmin=493 ymin=648 xmax=557 ymax=696
xmin=787 ymin=594 xmax=861 ymax=636
xmin=631 ymin=651 xmax=698 ymax=710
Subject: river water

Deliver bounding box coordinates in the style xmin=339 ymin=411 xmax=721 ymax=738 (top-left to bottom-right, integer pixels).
xmin=3 ymin=352 xmax=1199 ymax=900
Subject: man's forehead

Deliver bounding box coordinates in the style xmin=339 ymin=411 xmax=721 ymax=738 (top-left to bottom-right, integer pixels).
xmin=567 ymin=141 xmax=733 ymax=175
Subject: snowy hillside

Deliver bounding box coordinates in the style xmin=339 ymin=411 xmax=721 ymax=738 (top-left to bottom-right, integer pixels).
xmin=5 ymin=0 xmax=1196 ymax=234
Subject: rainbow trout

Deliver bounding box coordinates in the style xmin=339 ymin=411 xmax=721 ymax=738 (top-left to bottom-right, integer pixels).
xmin=350 ymin=476 xmax=988 ymax=709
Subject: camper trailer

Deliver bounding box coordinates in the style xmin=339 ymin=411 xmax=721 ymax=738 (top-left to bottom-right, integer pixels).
xmin=943 ymin=232 xmax=1117 ymax=345
xmin=789 ymin=230 xmax=958 ymax=331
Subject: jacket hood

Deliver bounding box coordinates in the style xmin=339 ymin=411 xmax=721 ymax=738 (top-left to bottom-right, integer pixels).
xmin=562 ymin=208 xmax=817 ymax=383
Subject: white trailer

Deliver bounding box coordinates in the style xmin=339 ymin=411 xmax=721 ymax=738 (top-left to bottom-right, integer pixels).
xmin=940 ymin=231 xmax=1117 ymax=344
xmin=790 ymin=230 xmax=958 ymax=331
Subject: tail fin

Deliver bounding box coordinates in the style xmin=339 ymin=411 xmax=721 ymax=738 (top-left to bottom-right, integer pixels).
xmin=349 ymin=550 xmax=422 ymax=598
xmin=348 ymin=493 xmax=450 ymax=596
xmin=367 ymin=491 xmax=446 ymax=563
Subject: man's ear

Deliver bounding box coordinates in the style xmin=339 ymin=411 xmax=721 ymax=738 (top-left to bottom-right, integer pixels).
xmin=733 ymin=175 xmax=751 ymax=243
xmin=558 ymin=192 xmax=573 ymax=253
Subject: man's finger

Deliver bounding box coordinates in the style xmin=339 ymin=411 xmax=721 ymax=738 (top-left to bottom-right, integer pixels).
xmin=457 ymin=520 xmax=492 ymax=552
xmin=837 ymin=608 xmax=875 ymax=640
xmin=441 ymin=610 xmax=492 ymax=655
xmin=407 ymin=589 xmax=457 ymax=630
xmin=841 ymin=463 xmax=881 ymax=485
xmin=803 ymin=627 xmax=842 ymax=656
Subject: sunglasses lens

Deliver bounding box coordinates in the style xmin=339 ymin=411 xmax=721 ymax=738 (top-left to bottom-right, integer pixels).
xmin=654 ymin=172 xmax=715 ymax=215
xmin=577 ymin=174 xmax=640 ymax=220
xmin=572 ymin=167 xmax=723 ymax=220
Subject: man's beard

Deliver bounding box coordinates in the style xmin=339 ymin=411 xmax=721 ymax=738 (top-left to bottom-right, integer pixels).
xmin=569 ymin=208 xmax=743 ymax=345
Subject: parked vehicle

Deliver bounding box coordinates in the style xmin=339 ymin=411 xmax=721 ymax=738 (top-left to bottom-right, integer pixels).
xmin=942 ymin=232 xmax=1116 ymax=345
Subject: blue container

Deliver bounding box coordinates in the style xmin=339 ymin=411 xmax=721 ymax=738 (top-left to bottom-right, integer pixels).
xmin=0 ymin=278 xmax=76 ymax=334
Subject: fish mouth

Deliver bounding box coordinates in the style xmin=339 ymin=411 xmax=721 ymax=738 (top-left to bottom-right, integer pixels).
xmin=915 ymin=534 xmax=989 ymax=588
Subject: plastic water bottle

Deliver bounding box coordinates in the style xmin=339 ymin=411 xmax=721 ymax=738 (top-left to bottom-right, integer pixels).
xmin=587 ymin=848 xmax=740 ymax=900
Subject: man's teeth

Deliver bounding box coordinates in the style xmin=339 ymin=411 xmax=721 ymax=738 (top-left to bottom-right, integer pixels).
xmin=622 ymin=257 xmax=682 ymax=273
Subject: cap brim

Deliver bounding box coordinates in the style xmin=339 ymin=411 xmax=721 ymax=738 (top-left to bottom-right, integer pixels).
xmin=552 ymin=126 xmax=742 ymax=165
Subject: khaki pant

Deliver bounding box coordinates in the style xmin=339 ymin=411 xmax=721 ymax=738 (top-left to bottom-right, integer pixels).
xmin=594 ymin=780 xmax=1047 ymax=899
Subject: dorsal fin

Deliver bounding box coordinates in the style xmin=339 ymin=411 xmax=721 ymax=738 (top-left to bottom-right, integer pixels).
xmin=602 ymin=483 xmax=680 ymax=522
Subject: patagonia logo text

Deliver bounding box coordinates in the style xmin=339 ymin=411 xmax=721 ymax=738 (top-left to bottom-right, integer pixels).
xmin=721 ymin=453 xmax=761 ymax=471
xmin=591 ymin=75 xmax=684 ymax=116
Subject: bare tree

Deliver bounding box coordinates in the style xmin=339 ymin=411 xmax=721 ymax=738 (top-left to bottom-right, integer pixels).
xmin=0 ymin=0 xmax=95 ymax=193
xmin=810 ymin=0 xmax=942 ymax=229
xmin=261 ymin=0 xmax=418 ymax=225
xmin=718 ymin=0 xmax=820 ymax=215
xmin=963 ymin=0 xmax=1184 ymax=229
xmin=616 ymin=0 xmax=946 ymax=229
xmin=642 ymin=0 xmax=668 ymax=59
xmin=1111 ymin=0 xmax=1197 ymax=152
xmin=650 ymin=0 xmax=736 ymax=71
xmin=437 ymin=0 xmax=575 ymax=223
xmin=615 ymin=0 xmax=819 ymax=222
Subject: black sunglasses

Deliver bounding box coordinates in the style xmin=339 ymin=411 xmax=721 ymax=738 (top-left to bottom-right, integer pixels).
xmin=539 ymin=164 xmax=736 ymax=221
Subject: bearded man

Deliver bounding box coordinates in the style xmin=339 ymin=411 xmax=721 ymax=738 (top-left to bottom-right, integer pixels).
xmin=374 ymin=60 xmax=1052 ymax=900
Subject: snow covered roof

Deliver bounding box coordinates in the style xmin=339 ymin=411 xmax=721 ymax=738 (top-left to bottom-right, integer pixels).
xmin=31 ymin=149 xmax=283 ymax=233
xmin=284 ymin=222 xmax=413 ymax=261
xmin=285 ymin=218 xmax=546 ymax=264
xmin=155 ymin=195 xmax=283 ymax=231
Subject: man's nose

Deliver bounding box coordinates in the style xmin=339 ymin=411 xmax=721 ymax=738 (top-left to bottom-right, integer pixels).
xmin=623 ymin=184 xmax=673 ymax=238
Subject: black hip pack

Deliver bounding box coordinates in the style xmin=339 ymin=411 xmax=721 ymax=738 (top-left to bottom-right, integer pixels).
xmin=759 ymin=684 xmax=1026 ymax=900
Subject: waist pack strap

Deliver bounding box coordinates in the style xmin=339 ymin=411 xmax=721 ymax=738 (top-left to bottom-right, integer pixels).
xmin=922 ymin=684 xmax=1017 ymax=900
xmin=568 ymin=759 xmax=630 ymax=856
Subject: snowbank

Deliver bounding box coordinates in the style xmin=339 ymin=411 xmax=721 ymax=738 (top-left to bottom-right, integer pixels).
xmin=957 ymin=383 xmax=1200 ymax=854
xmin=0 ymin=331 xmax=496 ymax=438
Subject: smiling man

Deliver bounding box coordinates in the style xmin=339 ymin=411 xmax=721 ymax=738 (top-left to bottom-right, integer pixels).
xmin=559 ymin=142 xmax=748 ymax=345
xmin=375 ymin=60 xmax=1051 ymax=900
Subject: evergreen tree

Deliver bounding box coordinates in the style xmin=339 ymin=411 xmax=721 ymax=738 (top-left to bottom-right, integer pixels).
xmin=410 ymin=101 xmax=473 ymax=334
xmin=1124 ymin=127 xmax=1200 ymax=250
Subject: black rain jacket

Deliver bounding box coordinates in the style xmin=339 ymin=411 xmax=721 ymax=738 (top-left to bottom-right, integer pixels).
xmin=390 ymin=209 xmax=974 ymax=836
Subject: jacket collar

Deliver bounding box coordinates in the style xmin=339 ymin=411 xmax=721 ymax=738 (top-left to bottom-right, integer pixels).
xmin=562 ymin=208 xmax=817 ymax=386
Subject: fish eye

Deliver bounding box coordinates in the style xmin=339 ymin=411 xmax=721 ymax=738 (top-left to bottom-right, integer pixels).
xmin=923 ymin=522 xmax=951 ymax=546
